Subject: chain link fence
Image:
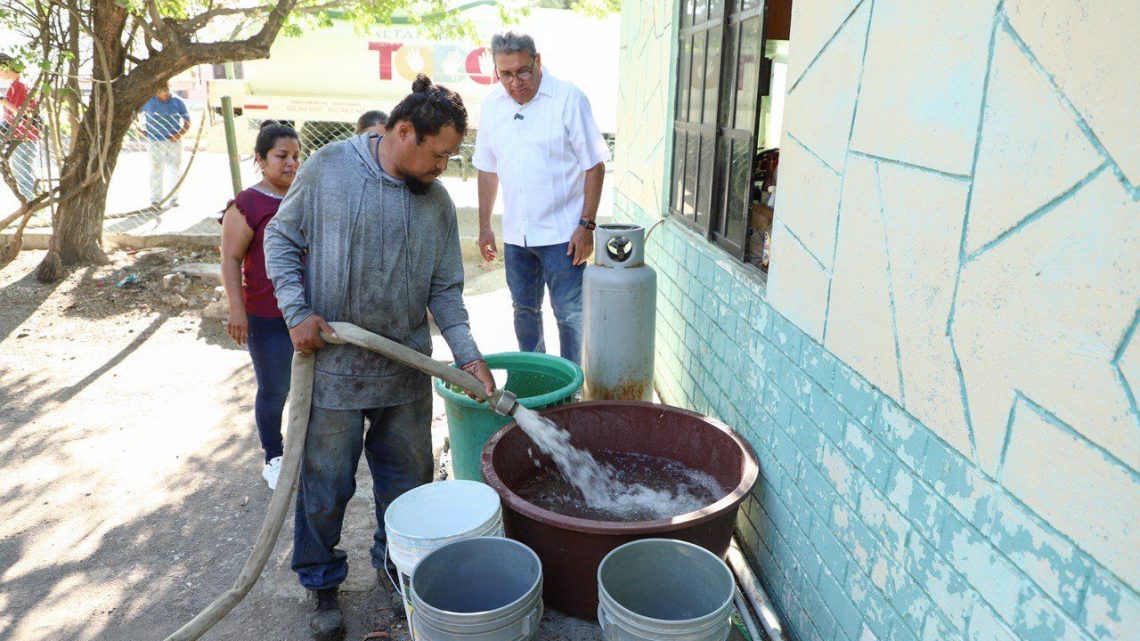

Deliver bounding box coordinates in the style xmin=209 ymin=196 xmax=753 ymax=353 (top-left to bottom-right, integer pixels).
xmin=245 ymin=117 xmax=480 ymax=180
xmin=2 ymin=108 xmax=215 ymax=197
xmin=1 ymin=97 xmax=55 ymax=206
xmin=2 ymin=100 xmax=618 ymax=244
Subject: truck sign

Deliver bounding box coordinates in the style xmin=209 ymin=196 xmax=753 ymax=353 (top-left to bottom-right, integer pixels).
xmin=207 ymin=7 xmax=618 ymax=135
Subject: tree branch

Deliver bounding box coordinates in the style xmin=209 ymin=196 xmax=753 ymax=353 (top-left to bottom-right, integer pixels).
xmin=143 ymin=0 xmax=176 ymax=46
xmin=179 ymin=0 xmax=339 ymax=32
xmin=120 ymin=0 xmax=299 ymax=99
xmin=179 ymin=5 xmax=274 ymax=32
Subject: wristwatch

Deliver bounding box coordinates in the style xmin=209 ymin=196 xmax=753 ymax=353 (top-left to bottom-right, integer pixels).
xmin=578 ymin=218 xmax=596 ymax=231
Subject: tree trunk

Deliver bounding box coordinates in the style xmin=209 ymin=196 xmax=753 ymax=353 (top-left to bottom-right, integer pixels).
xmin=56 ymin=177 xmax=113 ymax=259
xmin=34 ymin=179 xmax=114 ymax=281
xmin=34 ymin=0 xmax=130 ymax=282
xmin=35 ymin=89 xmax=137 ymax=282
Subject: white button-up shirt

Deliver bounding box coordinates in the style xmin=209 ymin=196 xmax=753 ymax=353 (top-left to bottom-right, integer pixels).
xmin=473 ymin=71 xmax=610 ymax=247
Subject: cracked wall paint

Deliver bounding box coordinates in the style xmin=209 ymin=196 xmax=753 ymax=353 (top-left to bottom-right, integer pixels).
xmin=613 ymin=1 xmax=1139 ymax=639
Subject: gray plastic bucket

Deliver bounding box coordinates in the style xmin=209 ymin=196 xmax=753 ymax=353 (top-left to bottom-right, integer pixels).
xmin=410 ymin=537 xmax=543 ymax=641
xmin=384 ymin=480 xmax=505 ymax=631
xmin=597 ymin=538 xmax=735 ymax=641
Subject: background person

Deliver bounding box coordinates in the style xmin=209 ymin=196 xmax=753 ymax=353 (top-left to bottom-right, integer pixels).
xmin=139 ymin=82 xmax=190 ymax=207
xmin=473 ymin=32 xmax=609 ymax=365
xmin=264 ymin=75 xmax=494 ymax=641
xmin=355 ymin=109 xmax=389 ymax=136
xmin=218 ymin=122 xmax=302 ymax=490
xmin=0 ymin=53 xmax=41 ymax=199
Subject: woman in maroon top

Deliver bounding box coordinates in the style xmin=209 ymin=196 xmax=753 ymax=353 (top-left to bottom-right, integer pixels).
xmin=220 ymin=122 xmax=301 ymax=490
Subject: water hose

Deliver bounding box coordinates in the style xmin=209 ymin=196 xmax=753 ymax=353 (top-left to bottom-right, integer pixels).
xmin=163 ymin=323 xmax=516 ymax=641
xmin=321 ymin=322 xmax=518 ymax=416
xmin=163 ymin=351 xmax=315 ymax=641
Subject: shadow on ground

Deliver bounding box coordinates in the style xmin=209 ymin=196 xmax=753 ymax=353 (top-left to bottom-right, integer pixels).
xmin=0 ymin=266 xmax=63 ymax=343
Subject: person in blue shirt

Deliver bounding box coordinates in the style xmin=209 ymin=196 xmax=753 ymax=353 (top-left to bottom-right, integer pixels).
xmin=139 ymin=82 xmax=190 ymax=208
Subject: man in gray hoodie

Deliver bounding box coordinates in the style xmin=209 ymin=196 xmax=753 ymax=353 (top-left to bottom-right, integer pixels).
xmin=265 ymin=75 xmax=494 ymax=641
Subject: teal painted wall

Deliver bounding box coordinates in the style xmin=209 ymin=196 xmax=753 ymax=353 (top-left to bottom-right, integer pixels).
xmin=615 ymin=192 xmax=1134 ymax=641
xmin=612 ymin=3 xmax=1137 ymax=638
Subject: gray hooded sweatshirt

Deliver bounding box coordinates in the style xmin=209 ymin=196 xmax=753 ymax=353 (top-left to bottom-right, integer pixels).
xmin=264 ymin=134 xmax=481 ymax=410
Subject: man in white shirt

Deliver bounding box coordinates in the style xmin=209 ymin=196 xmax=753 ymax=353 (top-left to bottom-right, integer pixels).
xmin=474 ymin=31 xmax=609 ymax=365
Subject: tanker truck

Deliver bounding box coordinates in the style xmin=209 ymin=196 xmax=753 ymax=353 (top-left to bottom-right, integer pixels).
xmin=206 ymin=5 xmax=618 ymax=164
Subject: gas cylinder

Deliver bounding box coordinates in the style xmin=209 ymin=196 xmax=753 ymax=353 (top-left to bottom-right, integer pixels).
xmin=581 ymin=224 xmax=657 ymax=401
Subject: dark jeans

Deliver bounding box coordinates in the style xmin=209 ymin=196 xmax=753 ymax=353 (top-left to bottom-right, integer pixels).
xmin=504 ymin=242 xmax=585 ymax=364
xmin=291 ymin=394 xmax=434 ymax=591
xmin=246 ymin=314 xmax=292 ymax=462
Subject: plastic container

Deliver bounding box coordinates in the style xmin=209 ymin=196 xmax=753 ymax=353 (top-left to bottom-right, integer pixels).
xmin=384 ymin=481 xmax=505 ymax=630
xmin=434 ymin=352 xmax=582 ymax=481
xmin=410 ymin=536 xmax=544 ymax=641
xmin=481 ymin=400 xmax=758 ymax=618
xmin=597 ymin=538 xmax=735 ymax=641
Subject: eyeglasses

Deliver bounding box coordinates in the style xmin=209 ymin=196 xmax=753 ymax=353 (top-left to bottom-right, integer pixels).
xmin=497 ymin=66 xmax=533 ymax=84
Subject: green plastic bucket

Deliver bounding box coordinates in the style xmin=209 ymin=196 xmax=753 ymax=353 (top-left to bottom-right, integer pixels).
xmin=435 ymin=352 xmax=583 ymax=481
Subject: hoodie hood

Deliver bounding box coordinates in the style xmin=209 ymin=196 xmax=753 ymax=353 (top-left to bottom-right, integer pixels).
xmin=349 ymin=133 xmax=406 ymax=187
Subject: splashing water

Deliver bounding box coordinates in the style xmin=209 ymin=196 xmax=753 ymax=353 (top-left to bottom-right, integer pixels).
xmin=510 ymin=406 xmax=726 ymax=521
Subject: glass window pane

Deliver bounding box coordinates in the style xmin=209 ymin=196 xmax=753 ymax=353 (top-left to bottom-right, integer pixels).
xmin=682 ymin=0 xmax=695 ymax=28
xmin=714 ymin=133 xmax=731 ymax=234
xmin=741 ymin=0 xmax=761 ymax=11
xmin=703 ymin=27 xmax=722 ymax=125
xmin=709 ymin=0 xmax=725 ymax=20
xmin=726 ymin=137 xmax=751 ymax=244
xmin=719 ymin=22 xmax=739 ymax=128
xmin=676 ymin=36 xmax=692 ymax=121
xmin=694 ymin=0 xmax=708 ymax=24
xmin=689 ymin=31 xmax=706 ymax=123
xmin=734 ymin=17 xmax=762 ymax=131
xmin=684 ymin=131 xmax=698 ymax=219
xmin=696 ymin=132 xmax=715 ymax=229
xmin=671 ymin=129 xmax=686 ymax=213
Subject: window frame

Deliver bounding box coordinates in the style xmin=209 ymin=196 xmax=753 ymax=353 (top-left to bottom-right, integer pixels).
xmin=668 ymin=0 xmax=772 ymax=267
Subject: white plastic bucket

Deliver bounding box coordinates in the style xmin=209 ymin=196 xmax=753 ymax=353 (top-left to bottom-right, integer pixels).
xmin=597 ymin=538 xmax=735 ymax=641
xmin=410 ymin=536 xmax=543 ymax=641
xmin=384 ymin=480 xmax=505 ymax=634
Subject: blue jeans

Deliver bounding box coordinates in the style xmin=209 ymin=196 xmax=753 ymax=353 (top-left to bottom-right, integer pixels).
xmin=11 ymin=141 xmax=37 ymax=199
xmin=291 ymin=394 xmax=434 ymax=591
xmin=246 ymin=314 xmax=292 ymax=462
xmin=504 ymin=242 xmax=585 ymax=364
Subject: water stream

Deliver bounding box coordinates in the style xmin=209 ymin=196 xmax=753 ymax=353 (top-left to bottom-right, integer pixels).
xmin=510 ymin=406 xmax=726 ymax=521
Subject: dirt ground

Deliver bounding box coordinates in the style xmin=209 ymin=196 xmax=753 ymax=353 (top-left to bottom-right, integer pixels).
xmin=0 ymin=248 xmax=613 ymax=641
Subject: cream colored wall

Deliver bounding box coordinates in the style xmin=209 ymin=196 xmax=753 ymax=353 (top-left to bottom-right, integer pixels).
xmin=614 ymin=0 xmax=1139 ymax=633
xmin=767 ymin=0 xmax=1138 ymax=589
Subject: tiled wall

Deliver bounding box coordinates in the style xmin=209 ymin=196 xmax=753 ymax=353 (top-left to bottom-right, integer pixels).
xmin=613 ymin=1 xmax=1138 ymax=640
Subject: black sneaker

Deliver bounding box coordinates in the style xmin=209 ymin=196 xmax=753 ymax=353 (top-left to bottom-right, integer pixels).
xmin=309 ymin=588 xmax=345 ymax=641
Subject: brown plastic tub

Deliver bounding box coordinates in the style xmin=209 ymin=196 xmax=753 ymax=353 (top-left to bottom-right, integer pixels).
xmin=480 ymin=400 xmax=759 ymax=619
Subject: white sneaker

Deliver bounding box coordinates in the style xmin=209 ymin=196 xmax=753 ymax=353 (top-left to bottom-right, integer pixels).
xmin=262 ymin=456 xmax=282 ymax=490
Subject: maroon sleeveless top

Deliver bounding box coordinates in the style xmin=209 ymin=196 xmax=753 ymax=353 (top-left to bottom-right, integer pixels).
xmin=225 ymin=187 xmax=284 ymax=318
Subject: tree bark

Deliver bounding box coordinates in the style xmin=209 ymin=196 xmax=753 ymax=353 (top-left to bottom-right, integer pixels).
xmin=35 ymin=72 xmax=155 ymax=281
xmin=35 ymin=0 xmax=130 ymax=281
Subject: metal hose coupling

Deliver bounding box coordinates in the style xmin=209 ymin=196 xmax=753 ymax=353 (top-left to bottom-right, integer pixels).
xmin=491 ymin=389 xmax=519 ymax=417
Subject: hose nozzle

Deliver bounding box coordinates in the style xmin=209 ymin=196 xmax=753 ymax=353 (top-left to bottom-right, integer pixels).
xmin=491 ymin=390 xmax=519 ymax=417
